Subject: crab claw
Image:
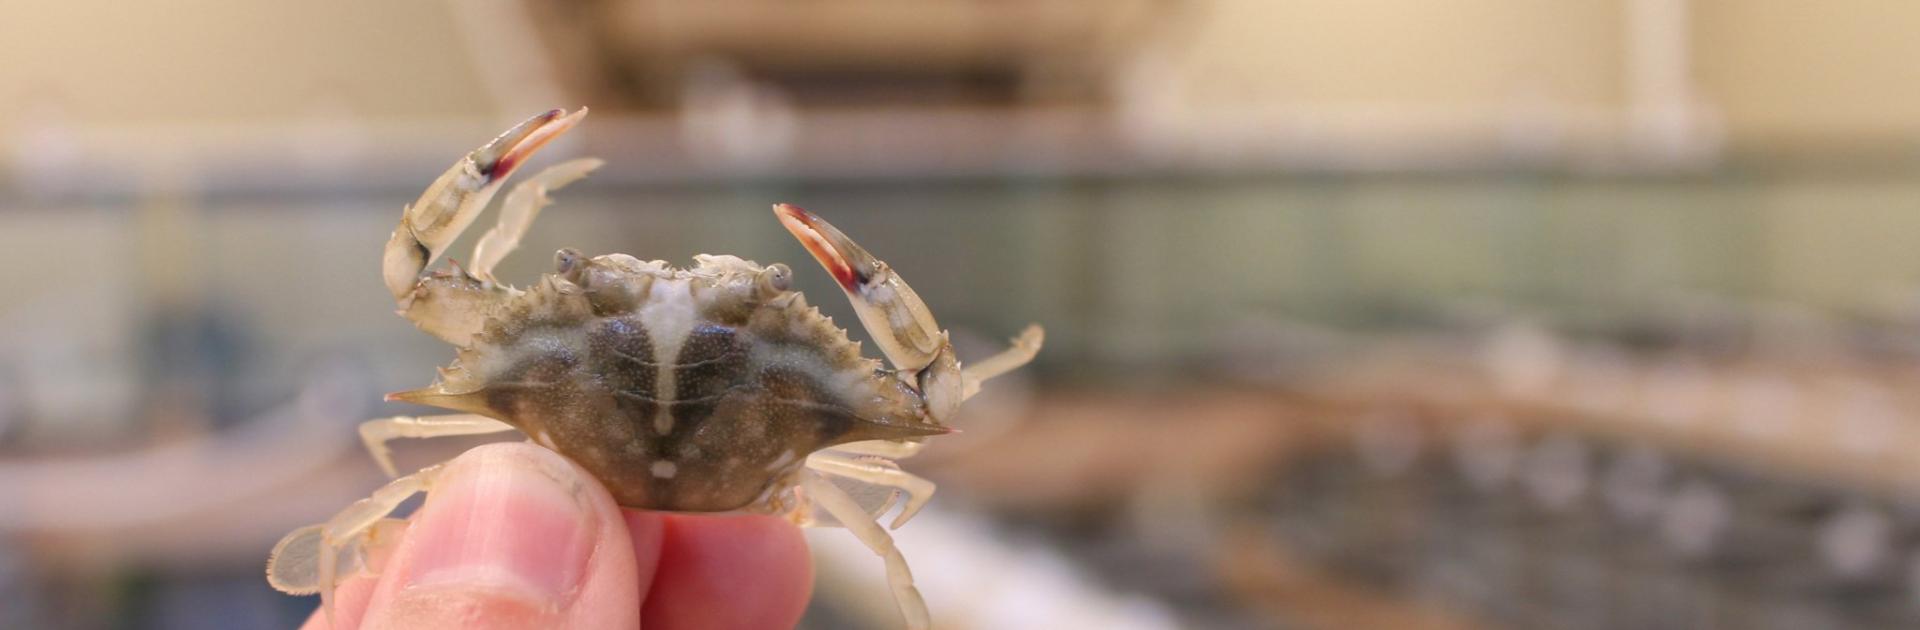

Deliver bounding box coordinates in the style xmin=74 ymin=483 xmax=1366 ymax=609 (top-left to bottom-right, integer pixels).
xmin=384 ymin=108 xmax=588 ymax=300
xmin=475 ymin=108 xmax=585 ymax=182
xmin=774 ymin=203 xmax=946 ymax=372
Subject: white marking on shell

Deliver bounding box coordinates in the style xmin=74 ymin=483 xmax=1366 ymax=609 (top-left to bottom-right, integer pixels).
xmin=639 ymin=279 xmax=696 ymax=435
xmin=534 ymin=430 xmax=555 ymax=449
xmin=651 ymin=460 xmax=679 ymax=478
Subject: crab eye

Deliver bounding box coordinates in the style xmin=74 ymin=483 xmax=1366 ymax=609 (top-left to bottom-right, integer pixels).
xmin=555 ymin=248 xmax=586 ymax=282
xmin=758 ymin=263 xmax=793 ymax=295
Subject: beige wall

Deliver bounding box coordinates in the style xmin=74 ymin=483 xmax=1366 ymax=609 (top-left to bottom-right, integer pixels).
xmin=1153 ymin=0 xmax=1625 ymax=109
xmin=1134 ymin=0 xmax=1920 ymax=157
xmin=1695 ymin=1 xmax=1920 ymax=150
xmin=2 ymin=1 xmax=1918 ymax=162
xmin=0 ymin=1 xmax=493 ymax=126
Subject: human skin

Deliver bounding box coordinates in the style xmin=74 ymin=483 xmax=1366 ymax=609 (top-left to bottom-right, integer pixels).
xmin=298 ymin=442 xmax=813 ymax=630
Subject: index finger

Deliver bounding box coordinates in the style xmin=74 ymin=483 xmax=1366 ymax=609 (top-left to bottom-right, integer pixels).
xmin=633 ymin=512 xmax=814 ymax=630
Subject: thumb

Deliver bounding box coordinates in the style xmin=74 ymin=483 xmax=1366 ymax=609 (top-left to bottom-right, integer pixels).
xmin=353 ymin=442 xmax=648 ymax=630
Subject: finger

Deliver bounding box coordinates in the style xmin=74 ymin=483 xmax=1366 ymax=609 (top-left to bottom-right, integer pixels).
xmin=623 ymin=511 xmax=666 ymax=606
xmin=296 ymin=573 xmax=377 ymax=630
xmin=640 ymin=513 xmax=814 ymax=630
xmin=351 ymin=442 xmax=644 ymax=630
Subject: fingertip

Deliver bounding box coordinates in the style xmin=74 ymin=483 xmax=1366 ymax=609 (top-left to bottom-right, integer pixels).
xmin=355 ymin=443 xmax=640 ymax=630
xmin=297 ymin=574 xmax=378 ymax=630
xmin=622 ymin=510 xmax=666 ymax=599
xmin=642 ymin=514 xmax=814 ymax=630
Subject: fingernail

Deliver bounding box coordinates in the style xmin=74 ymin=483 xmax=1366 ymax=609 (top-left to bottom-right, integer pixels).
xmin=398 ymin=450 xmax=595 ymax=605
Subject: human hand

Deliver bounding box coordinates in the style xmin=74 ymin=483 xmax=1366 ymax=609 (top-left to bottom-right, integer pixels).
xmin=300 ymin=442 xmax=813 ymax=630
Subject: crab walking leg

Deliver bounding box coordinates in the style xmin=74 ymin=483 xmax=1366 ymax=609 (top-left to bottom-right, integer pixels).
xmin=383 ymin=108 xmax=587 ymax=300
xmin=803 ymin=471 xmax=932 ymax=630
xmin=808 ymin=452 xmax=937 ymax=529
xmin=960 ymin=324 xmax=1045 ymax=399
xmin=267 ymin=463 xmax=446 ymax=624
xmin=359 ymin=414 xmax=518 ymax=478
xmin=468 ymin=157 xmax=605 ymax=284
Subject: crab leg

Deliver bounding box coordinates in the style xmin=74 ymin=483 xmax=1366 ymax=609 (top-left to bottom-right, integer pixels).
xmin=266 ymin=517 xmax=408 ymax=587
xmin=775 ymin=203 xmax=1044 ymax=422
xmin=384 ymin=108 xmax=586 ymax=300
xmin=960 ymin=324 xmax=1045 ymax=399
xmin=467 ymin=157 xmax=605 ymax=284
xmin=773 ymin=203 xmax=964 ymax=423
xmin=359 ymin=414 xmax=518 ymax=478
xmin=807 ymin=452 xmax=937 ymax=529
xmin=803 ymin=471 xmax=932 ymax=630
xmin=773 ymin=204 xmax=947 ymax=373
xmin=268 ymin=463 xmax=446 ymax=625
xmin=832 ymin=323 xmax=1042 ymax=462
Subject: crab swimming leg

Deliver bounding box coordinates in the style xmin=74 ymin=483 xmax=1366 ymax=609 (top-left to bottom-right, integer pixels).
xmin=774 ymin=204 xmax=1045 ymax=422
xmin=267 ymin=463 xmax=446 ymax=625
xmin=803 ymin=470 xmax=933 ymax=630
xmin=383 ymin=108 xmax=586 ymax=345
xmin=358 ymin=413 xmax=518 ymax=478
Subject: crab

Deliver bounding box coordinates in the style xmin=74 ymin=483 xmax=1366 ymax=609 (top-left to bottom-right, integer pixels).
xmin=264 ymin=108 xmax=1043 ymax=629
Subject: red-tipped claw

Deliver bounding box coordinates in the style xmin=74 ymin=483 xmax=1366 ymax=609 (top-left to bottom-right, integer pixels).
xmin=475 ymin=108 xmax=588 ymax=182
xmin=773 ymin=203 xmax=947 ymax=373
xmin=773 ymin=203 xmax=871 ymax=293
xmin=384 ymin=108 xmax=588 ymax=301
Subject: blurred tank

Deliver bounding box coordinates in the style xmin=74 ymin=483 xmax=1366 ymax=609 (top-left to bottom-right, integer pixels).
xmin=4 ymin=1 xmax=1920 ymax=629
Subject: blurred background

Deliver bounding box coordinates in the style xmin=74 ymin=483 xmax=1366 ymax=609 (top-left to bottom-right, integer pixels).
xmin=7 ymin=1 xmax=1920 ymax=628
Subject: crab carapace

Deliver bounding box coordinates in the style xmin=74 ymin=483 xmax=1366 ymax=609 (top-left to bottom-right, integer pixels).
xmin=265 ymin=108 xmax=1042 ymax=630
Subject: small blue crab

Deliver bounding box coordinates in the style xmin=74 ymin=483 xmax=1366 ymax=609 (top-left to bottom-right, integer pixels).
xmin=265 ymin=108 xmax=1043 ymax=629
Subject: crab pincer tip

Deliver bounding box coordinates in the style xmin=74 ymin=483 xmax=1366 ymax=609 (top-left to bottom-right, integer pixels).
xmin=773 ymin=203 xmax=862 ymax=292
xmin=485 ymin=107 xmax=588 ymax=181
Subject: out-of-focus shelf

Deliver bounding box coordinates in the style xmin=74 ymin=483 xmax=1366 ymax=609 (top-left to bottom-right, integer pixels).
xmin=1306 ymin=346 xmax=1920 ymax=500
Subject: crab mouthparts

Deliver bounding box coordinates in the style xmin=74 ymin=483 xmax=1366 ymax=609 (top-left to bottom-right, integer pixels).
xmin=774 ymin=203 xmax=862 ymax=292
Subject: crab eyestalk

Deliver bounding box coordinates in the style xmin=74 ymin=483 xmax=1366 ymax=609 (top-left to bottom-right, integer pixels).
xmin=383 ymin=108 xmax=588 ymax=299
xmin=774 ymin=204 xmax=947 ymax=373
